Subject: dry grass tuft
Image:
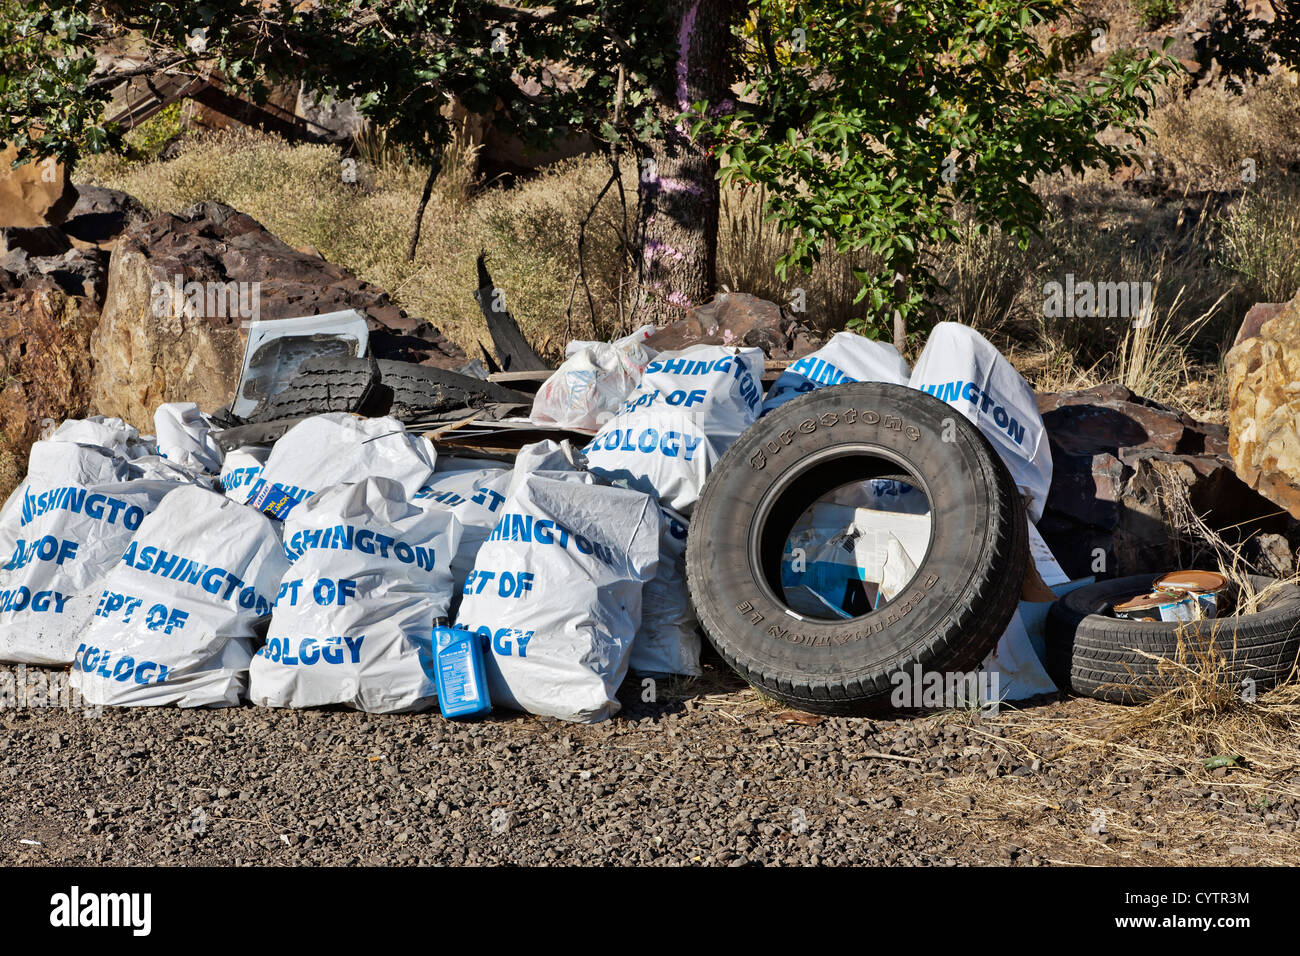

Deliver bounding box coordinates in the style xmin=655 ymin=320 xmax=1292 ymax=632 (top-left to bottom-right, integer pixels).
xmin=1116 ymin=279 xmax=1225 ymax=403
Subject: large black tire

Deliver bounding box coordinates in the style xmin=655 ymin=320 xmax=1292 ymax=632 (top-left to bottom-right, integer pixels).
xmin=376 ymin=360 xmax=529 ymax=423
xmin=249 ymin=356 xmax=529 ymax=425
xmin=249 ymin=356 xmax=381 ymax=423
xmin=1046 ymin=573 xmax=1300 ymax=703
xmin=686 ymin=381 xmax=1028 ymax=715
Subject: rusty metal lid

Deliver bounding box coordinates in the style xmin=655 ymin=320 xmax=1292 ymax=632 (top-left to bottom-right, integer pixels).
xmin=1153 ymin=570 xmax=1227 ymax=594
xmin=1113 ymin=590 xmax=1184 ymax=613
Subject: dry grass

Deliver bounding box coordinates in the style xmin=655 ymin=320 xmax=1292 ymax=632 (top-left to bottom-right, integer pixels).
xmin=1116 ymin=280 xmax=1225 ymax=401
xmin=1149 ymin=72 xmax=1300 ymax=193
xmin=717 ymin=180 xmax=880 ymax=335
xmin=1218 ymin=177 xmax=1300 ymax=305
xmin=1047 ymin=475 xmax=1300 ymax=795
xmin=74 ymin=62 xmax=1300 ymax=413
xmin=78 ymin=128 xmax=633 ymax=362
xmin=925 ymin=703 xmax=1300 ymax=865
xmin=913 ymin=466 xmax=1300 ymax=864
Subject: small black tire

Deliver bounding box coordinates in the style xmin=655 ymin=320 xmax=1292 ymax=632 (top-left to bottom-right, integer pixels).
xmin=376 ymin=360 xmax=529 ymax=423
xmin=686 ymin=381 xmax=1028 ymax=715
xmin=1046 ymin=573 xmax=1300 ymax=703
xmin=249 ymin=356 xmax=380 ymax=423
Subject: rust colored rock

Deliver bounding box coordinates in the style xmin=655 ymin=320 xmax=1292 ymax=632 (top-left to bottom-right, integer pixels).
xmin=1035 ymin=384 xmax=1282 ymax=578
xmin=61 ymin=185 xmax=149 ymax=249
xmin=0 ymin=145 xmax=78 ymax=228
xmin=1037 ymin=383 xmax=1228 ymax=457
xmin=1234 ymin=300 xmax=1286 ymax=348
xmin=0 ymin=284 xmax=98 ymax=497
xmin=644 ymin=291 xmax=823 ymax=359
xmin=1226 ymin=298 xmax=1300 ymax=520
xmin=90 ymin=201 xmax=465 ymax=429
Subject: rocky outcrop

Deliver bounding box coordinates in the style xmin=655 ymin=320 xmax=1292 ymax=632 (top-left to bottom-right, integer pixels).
xmin=1226 ymin=296 xmax=1300 ymax=520
xmin=645 ymin=291 xmax=822 ymax=359
xmin=0 ymin=285 xmax=98 ymax=495
xmin=0 ymin=145 xmax=78 ymax=228
xmin=90 ymin=201 xmax=466 ymax=430
xmin=0 ymin=179 xmax=129 ymax=497
xmin=1036 ymin=384 xmax=1288 ymax=579
xmin=62 ymin=185 xmax=149 ymax=249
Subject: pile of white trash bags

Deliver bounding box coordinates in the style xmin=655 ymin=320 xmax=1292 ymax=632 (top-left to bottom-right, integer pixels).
xmin=532 ymin=321 xmax=1071 ymax=708
xmin=0 ymin=320 xmax=1070 ymax=722
xmin=0 ymin=399 xmax=689 ymax=721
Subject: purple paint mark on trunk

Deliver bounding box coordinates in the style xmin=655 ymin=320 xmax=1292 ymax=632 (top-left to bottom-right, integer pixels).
xmin=643 ymin=238 xmax=688 ymax=264
xmin=645 ymin=279 xmax=695 ymax=312
xmin=676 ymin=0 xmax=701 ymax=112
xmin=658 ymin=176 xmax=705 ymax=197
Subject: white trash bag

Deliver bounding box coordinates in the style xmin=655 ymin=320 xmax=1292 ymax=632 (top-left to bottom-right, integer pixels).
xmin=583 ymin=408 xmax=720 ymax=515
xmin=154 ymin=402 xmax=222 ymax=474
xmin=456 ymin=474 xmax=660 ymax=722
xmin=126 ymin=455 xmax=215 ymax=487
xmin=0 ymin=436 xmax=132 ymax=568
xmin=220 ymin=445 xmax=271 ymax=501
xmin=564 ymin=324 xmax=655 ymax=358
xmin=414 ymin=461 xmax=513 ymax=596
xmin=616 ymin=344 xmax=765 ymax=444
xmin=909 ymin=322 xmax=1052 ymax=523
xmin=49 ymin=416 xmax=155 ymax=460
xmin=71 ymin=485 xmax=288 ymax=708
xmin=506 ymin=439 xmax=594 ymax=496
xmin=246 ymin=413 xmax=436 ymax=520
xmin=763 ymin=331 xmax=911 ymax=414
xmin=630 ymin=505 xmax=700 ymax=677
xmin=0 ymin=442 xmax=178 ymax=665
xmin=417 ymin=442 xmax=594 ymax=610
xmin=249 ymin=478 xmax=462 ymax=713
xmin=531 ymin=331 xmax=656 ymax=431
xmin=584 ymin=345 xmax=764 ymax=514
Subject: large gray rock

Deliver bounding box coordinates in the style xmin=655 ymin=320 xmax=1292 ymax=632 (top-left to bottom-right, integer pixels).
xmin=90 ymin=201 xmax=466 ymax=430
xmin=644 ymin=291 xmax=823 ymax=359
xmin=61 ymin=185 xmax=149 ymax=248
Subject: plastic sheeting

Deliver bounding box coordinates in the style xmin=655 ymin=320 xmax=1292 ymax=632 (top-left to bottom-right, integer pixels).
xmin=531 ymin=329 xmax=656 ymax=431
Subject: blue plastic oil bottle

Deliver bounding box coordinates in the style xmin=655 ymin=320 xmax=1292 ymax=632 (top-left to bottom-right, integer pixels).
xmin=433 ymin=624 xmax=491 ymax=719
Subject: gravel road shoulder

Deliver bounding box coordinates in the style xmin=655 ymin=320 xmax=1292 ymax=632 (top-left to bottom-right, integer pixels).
xmin=2 ymin=662 xmax=1296 ymax=866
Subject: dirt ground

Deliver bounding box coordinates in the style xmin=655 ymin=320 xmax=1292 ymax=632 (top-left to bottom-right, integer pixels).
xmin=2 ymin=658 xmax=1296 ymax=867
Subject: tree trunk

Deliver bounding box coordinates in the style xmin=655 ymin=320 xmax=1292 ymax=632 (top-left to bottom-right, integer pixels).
xmin=637 ymin=0 xmax=740 ymax=327
xmin=892 ymin=270 xmax=908 ymax=352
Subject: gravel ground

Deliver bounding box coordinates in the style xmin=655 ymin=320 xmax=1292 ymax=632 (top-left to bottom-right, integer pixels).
xmin=2 ymin=660 xmax=1298 ymax=866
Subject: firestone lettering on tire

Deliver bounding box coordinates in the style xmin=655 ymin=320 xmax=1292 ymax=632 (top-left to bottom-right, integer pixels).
xmin=749 ymin=407 xmax=919 ymax=469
